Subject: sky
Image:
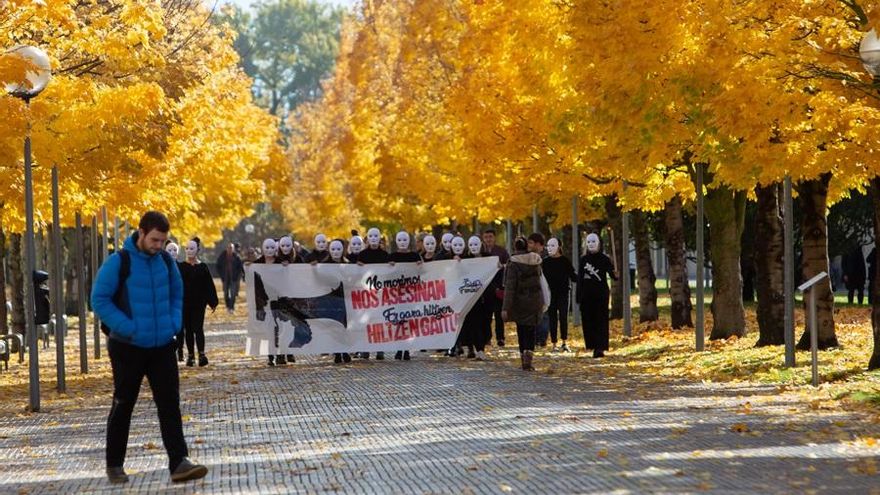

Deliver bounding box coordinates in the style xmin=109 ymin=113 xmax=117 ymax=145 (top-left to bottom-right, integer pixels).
xmin=219 ymin=0 xmax=358 ymax=10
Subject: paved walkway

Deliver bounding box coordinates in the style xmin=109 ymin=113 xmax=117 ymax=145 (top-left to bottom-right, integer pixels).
xmin=1 ymin=318 xmax=879 ymax=494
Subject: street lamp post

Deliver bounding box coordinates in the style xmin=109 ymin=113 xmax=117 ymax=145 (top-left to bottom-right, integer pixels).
xmin=5 ymin=45 xmax=52 ymax=412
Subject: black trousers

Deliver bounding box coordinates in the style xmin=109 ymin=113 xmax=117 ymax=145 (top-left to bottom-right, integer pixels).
xmin=223 ymin=278 xmax=240 ymax=310
xmin=492 ymin=297 xmax=505 ymax=343
xmin=183 ymin=306 xmax=207 ymax=355
xmin=107 ymin=338 xmax=188 ymax=471
xmin=515 ymin=323 xmax=536 ymax=353
xmin=581 ymin=288 xmax=610 ymax=352
xmin=548 ymin=290 xmax=570 ymax=343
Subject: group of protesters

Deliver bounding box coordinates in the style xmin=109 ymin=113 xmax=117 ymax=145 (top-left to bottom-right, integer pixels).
xmin=218 ymin=226 xmax=618 ymax=372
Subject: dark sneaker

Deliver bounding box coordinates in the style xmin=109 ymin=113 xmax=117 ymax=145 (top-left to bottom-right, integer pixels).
xmin=497 ymin=340 xmax=505 ymax=347
xmin=186 ymin=356 xmax=195 ymax=367
xmin=403 ymin=350 xmax=411 ymax=361
xmin=276 ymin=355 xmax=287 ymax=365
xmin=177 ymin=352 xmax=184 ymax=363
xmin=467 ymin=347 xmax=476 ymax=359
xmin=376 ymin=352 xmax=385 ymax=360
xmin=170 ymin=457 xmax=208 ymax=483
xmin=106 ymin=466 xmax=129 ymax=484
xmin=334 ymin=353 xmax=343 ymax=364
xmin=560 ymin=343 xmax=570 ymax=352
xmin=267 ymin=356 xmax=275 ymax=367
xmin=342 ymin=353 xmax=352 ymax=363
xmin=593 ymin=350 xmax=605 ymax=358
xmin=287 ymin=354 xmax=296 ymax=363
xmin=394 ymin=351 xmax=403 ymax=360
xmin=198 ymin=354 xmax=208 ymax=367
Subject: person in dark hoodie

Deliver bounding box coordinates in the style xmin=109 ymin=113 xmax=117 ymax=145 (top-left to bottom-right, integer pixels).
xmin=577 ymin=233 xmax=617 ymax=358
xmin=356 ymin=227 xmax=389 ymax=359
xmin=179 ymin=238 xmax=218 ymax=367
xmin=501 ymin=237 xmax=545 ymax=371
xmin=92 ymin=211 xmax=207 ymax=484
xmin=543 ymin=237 xmax=577 ymax=352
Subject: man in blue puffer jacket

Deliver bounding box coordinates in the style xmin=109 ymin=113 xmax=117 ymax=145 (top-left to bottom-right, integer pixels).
xmin=92 ymin=211 xmax=208 ymax=484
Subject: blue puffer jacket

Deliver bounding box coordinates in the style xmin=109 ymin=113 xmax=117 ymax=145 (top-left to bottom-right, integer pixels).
xmin=91 ymin=233 xmax=183 ymax=348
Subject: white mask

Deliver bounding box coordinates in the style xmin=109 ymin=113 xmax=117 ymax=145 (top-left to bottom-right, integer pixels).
xmin=547 ymin=238 xmax=560 ymax=256
xmin=262 ymin=238 xmax=277 ymax=258
xmin=329 ymin=240 xmax=344 ymax=261
xmin=185 ymin=241 xmax=198 ymax=259
xmin=423 ymin=235 xmax=436 ymax=254
xmin=441 ymin=233 xmax=454 ymax=252
xmin=451 ymin=236 xmax=465 ymax=255
xmin=165 ymin=242 xmax=179 ymax=259
xmin=367 ymin=228 xmax=381 ymax=248
xmin=586 ymin=233 xmax=600 ymax=254
xmin=396 ymin=231 xmax=410 ymax=251
xmin=314 ymin=234 xmax=328 ymax=252
xmin=279 ymin=236 xmax=293 ymax=256
xmin=468 ymin=236 xmax=482 ymax=255
xmin=350 ymin=235 xmax=364 ymax=254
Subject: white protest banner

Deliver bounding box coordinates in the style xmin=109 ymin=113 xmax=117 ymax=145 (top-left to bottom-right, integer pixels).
xmin=244 ymin=258 xmax=499 ymax=355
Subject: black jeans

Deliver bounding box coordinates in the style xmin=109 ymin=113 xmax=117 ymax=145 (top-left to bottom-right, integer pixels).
xmin=183 ymin=306 xmax=207 ymax=355
xmin=223 ymin=278 xmax=240 ymax=310
xmin=515 ymin=323 xmax=536 ymax=353
xmin=548 ymin=290 xmax=570 ymax=343
xmin=492 ymin=298 xmax=505 ymax=343
xmin=107 ymin=338 xmax=188 ymax=472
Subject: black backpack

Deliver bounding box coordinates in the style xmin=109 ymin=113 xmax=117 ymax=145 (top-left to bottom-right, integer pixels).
xmin=99 ymin=250 xmax=176 ymax=336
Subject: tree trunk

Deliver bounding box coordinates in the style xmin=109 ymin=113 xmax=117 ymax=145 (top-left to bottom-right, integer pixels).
xmin=605 ymin=194 xmax=623 ymax=320
xmin=664 ymin=195 xmax=692 ymax=328
xmin=9 ymin=233 xmax=25 ymax=335
xmin=0 ymin=216 xmax=7 ymax=335
xmin=705 ymin=185 xmax=747 ymax=339
xmin=869 ymin=177 xmax=880 ymax=369
xmin=754 ymin=183 xmax=786 ymax=346
xmin=632 ymin=210 xmax=658 ymax=322
xmin=796 ymin=173 xmax=837 ymax=349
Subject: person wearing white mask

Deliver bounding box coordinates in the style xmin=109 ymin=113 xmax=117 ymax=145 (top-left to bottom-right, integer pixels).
xmin=435 ymin=233 xmax=455 ymax=260
xmin=420 ymin=234 xmax=438 ymax=262
xmin=348 ymin=235 xmax=365 ymax=264
xmin=355 ymin=228 xmax=388 ymax=360
xmin=319 ymin=239 xmax=352 ymax=364
xmin=543 ymin=237 xmax=577 ymax=352
xmin=178 ymin=238 xmax=218 ymax=367
xmin=276 ymin=235 xmax=302 ymax=265
xmin=306 ymin=234 xmax=331 ymax=264
xmin=165 ymin=242 xmax=184 ymax=361
xmin=254 ymin=238 xmax=287 ymax=366
xmin=389 ymin=231 xmax=421 ymax=361
xmin=456 ymin=236 xmax=494 ymax=360
xmin=577 ymin=233 xmax=617 ymax=358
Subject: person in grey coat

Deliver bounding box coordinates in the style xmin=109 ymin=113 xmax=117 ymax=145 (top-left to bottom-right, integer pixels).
xmin=501 ymin=237 xmax=545 ymax=371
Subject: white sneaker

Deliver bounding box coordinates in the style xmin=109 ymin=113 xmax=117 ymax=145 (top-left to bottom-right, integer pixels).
xmin=551 ymin=344 xmax=559 ymax=353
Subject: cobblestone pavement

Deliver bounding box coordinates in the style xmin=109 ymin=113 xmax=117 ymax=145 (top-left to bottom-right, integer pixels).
xmin=1 ymin=319 xmax=879 ymax=494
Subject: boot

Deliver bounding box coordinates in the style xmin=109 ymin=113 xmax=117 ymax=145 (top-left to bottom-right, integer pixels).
xmin=467 ymin=346 xmax=476 ymax=359
xmin=186 ymin=355 xmax=195 ymax=367
xmin=342 ymin=353 xmax=352 ymax=363
xmin=521 ymin=350 xmax=535 ymax=371
xmin=334 ymin=353 xmax=343 ymax=364
xmin=276 ymin=355 xmax=287 ymax=365
xmin=198 ymin=354 xmax=208 ymax=367
xmin=376 ymin=352 xmax=385 ymax=360
xmin=394 ymin=351 xmax=403 ymax=360
xmin=403 ymin=350 xmax=411 ymax=361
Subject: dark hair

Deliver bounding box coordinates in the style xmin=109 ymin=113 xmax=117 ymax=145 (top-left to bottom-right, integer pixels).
xmin=138 ymin=211 xmax=170 ymax=234
xmin=351 ymin=229 xmax=360 ymax=236
xmin=514 ymin=237 xmax=527 ymax=252
xmin=482 ymin=229 xmax=496 ymax=235
xmin=528 ymin=233 xmax=545 ymax=246
xmin=191 ymin=237 xmax=202 ymax=249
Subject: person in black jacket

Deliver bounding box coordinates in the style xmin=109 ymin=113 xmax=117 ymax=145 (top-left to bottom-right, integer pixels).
xmin=179 ymin=238 xmax=219 ymax=367
xmin=390 ymin=231 xmax=422 ymax=360
xmin=216 ymin=243 xmax=244 ymax=314
xmin=254 ymin=238 xmax=287 ymax=366
xmin=842 ymin=244 xmax=867 ymax=305
xmin=577 ymin=233 xmax=617 ymax=358
xmin=356 ymin=227 xmax=389 ymax=359
xmin=458 ymin=236 xmax=495 ymax=360
xmin=544 ymin=237 xmax=576 ymax=352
